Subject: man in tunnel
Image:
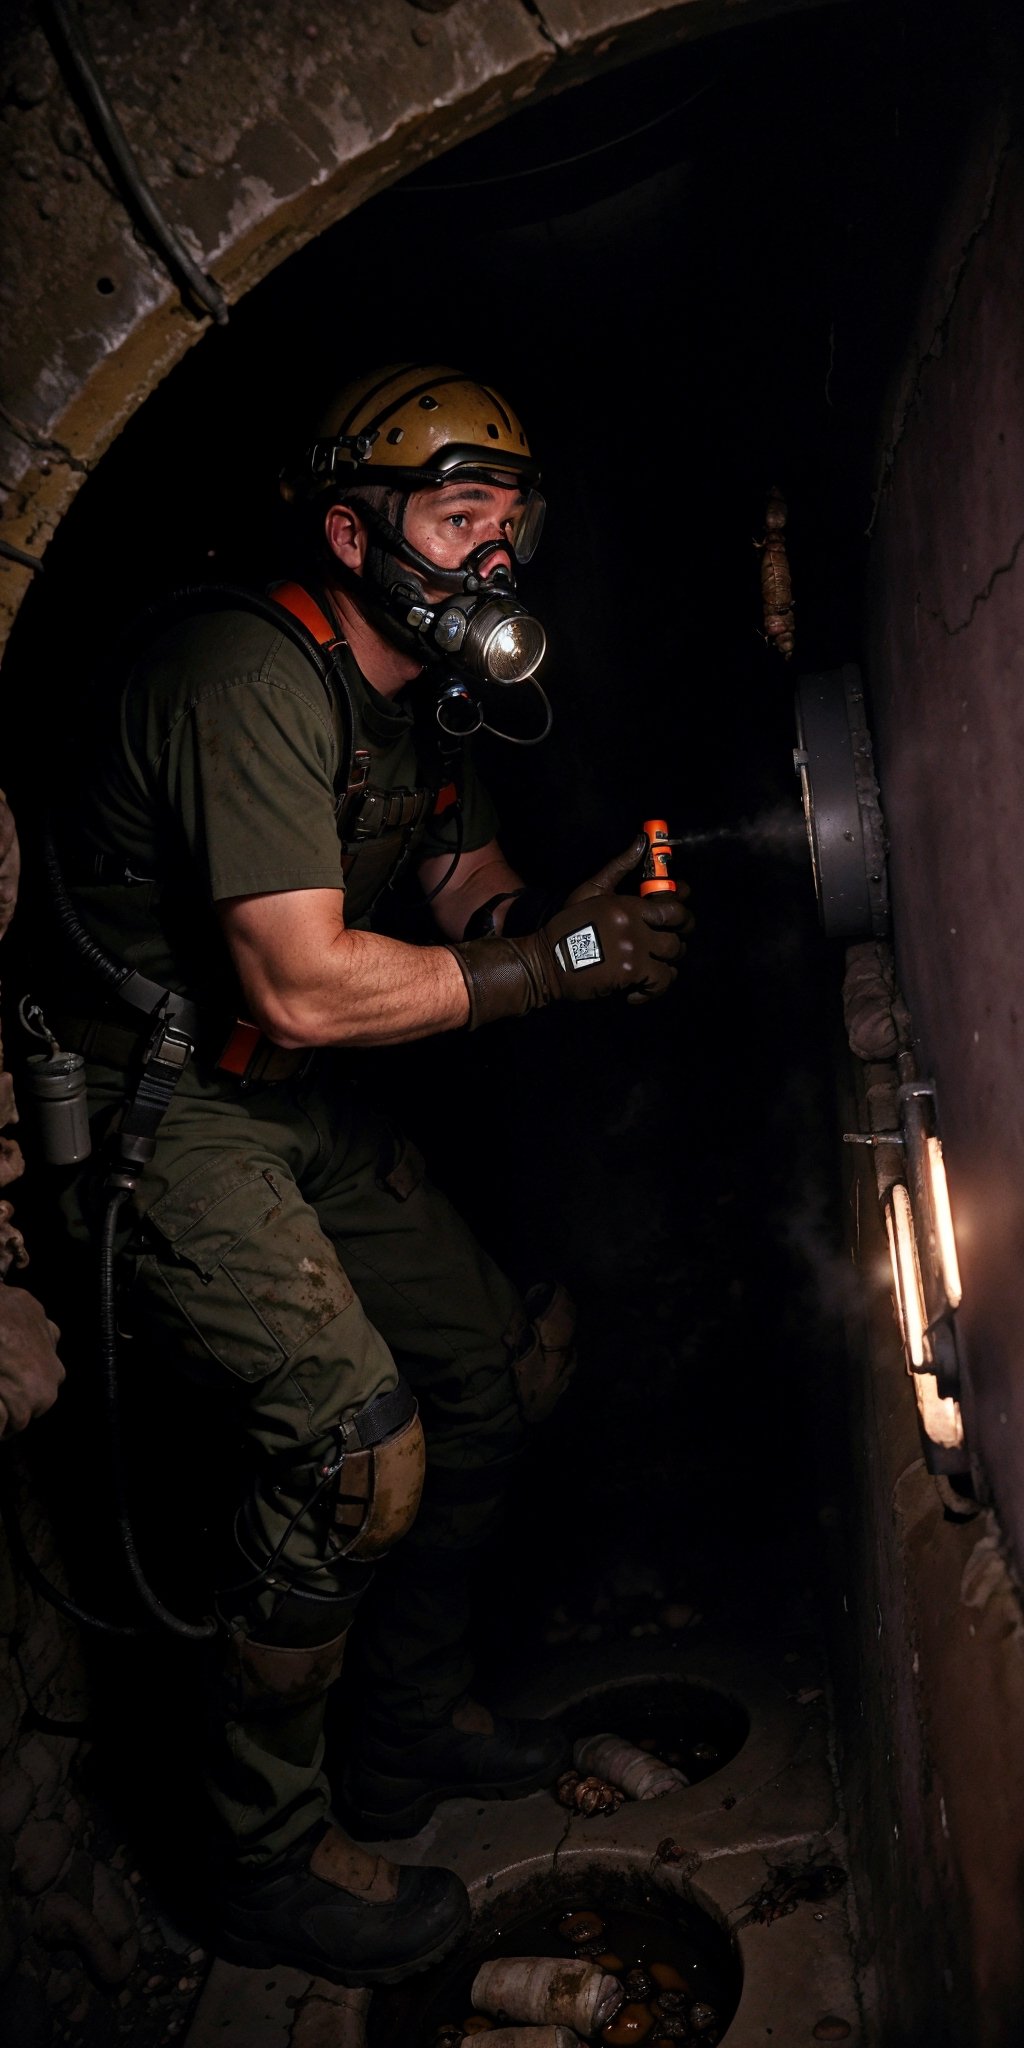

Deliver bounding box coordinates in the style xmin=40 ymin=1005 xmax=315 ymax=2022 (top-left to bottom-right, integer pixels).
xmin=47 ymin=364 xmax=688 ymax=1985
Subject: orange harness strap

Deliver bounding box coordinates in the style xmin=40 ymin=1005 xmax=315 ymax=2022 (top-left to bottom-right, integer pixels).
xmin=269 ymin=581 xmax=457 ymax=822
xmin=269 ymin=579 xmax=337 ymax=646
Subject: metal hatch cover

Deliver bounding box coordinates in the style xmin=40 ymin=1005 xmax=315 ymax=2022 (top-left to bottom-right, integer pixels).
xmin=793 ymin=664 xmax=890 ymax=940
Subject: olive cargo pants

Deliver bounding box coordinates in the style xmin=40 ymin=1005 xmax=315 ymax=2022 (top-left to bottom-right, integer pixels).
xmin=63 ymin=1053 xmax=528 ymax=1865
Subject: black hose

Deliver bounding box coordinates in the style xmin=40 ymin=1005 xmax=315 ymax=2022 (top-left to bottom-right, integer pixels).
xmin=0 ymin=1468 xmax=141 ymax=1639
xmin=43 ymin=824 xmax=129 ymax=992
xmin=418 ymin=804 xmax=465 ymax=907
xmin=0 ymin=1186 xmax=217 ymax=1648
xmin=98 ymin=1187 xmax=216 ymax=1641
xmin=45 ymin=0 xmax=228 ymax=328
xmin=0 ymin=536 xmax=45 ymax=573
xmin=482 ymin=676 xmax=554 ymax=747
xmin=36 ymin=827 xmax=215 ymax=1638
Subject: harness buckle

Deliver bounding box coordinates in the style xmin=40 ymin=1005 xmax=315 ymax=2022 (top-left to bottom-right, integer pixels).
xmin=143 ymin=1012 xmax=194 ymax=1075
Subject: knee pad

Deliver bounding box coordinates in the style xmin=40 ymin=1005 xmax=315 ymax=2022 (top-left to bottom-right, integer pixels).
xmin=225 ymin=1618 xmax=350 ymax=1714
xmin=219 ymin=1381 xmax=424 ymax=1653
xmin=332 ymin=1379 xmax=426 ymax=1561
xmin=217 ymin=1567 xmax=368 ymax=1712
xmin=507 ymin=1281 xmax=577 ymax=1423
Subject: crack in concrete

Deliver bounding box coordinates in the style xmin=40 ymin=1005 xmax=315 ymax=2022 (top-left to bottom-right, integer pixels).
xmin=923 ymin=524 xmax=1024 ymax=636
xmin=866 ymin=123 xmax=1015 ymax=536
xmin=550 ymin=1801 xmax=575 ymax=1875
xmin=288 ymin=1976 xmax=328 ymax=2043
xmin=518 ymin=0 xmax=558 ymax=50
xmin=0 ymin=399 xmax=91 ymax=476
xmin=700 ymin=1826 xmax=839 ymax=1876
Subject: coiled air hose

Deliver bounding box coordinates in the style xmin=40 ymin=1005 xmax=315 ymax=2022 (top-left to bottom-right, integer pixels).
xmin=43 ymin=823 xmax=131 ymax=993
xmin=98 ymin=1186 xmax=216 ymax=1641
xmin=19 ymin=827 xmax=217 ymax=1640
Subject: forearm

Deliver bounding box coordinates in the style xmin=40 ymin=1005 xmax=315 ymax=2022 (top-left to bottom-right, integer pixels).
xmin=221 ymin=895 xmax=470 ymax=1048
xmin=304 ymin=929 xmax=470 ymax=1047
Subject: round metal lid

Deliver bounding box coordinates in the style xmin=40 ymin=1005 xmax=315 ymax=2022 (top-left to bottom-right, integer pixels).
xmin=793 ymin=664 xmax=889 ymax=940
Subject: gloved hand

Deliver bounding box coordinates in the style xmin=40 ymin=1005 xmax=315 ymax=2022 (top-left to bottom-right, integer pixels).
xmin=449 ymin=833 xmax=692 ymax=1030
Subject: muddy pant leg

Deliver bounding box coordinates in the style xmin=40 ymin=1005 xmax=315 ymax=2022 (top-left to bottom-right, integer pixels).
xmin=125 ymin=1131 xmax=421 ymax=1867
xmin=350 ymin=1398 xmax=523 ymax=1731
xmin=308 ymin=1115 xmax=535 ymax=1731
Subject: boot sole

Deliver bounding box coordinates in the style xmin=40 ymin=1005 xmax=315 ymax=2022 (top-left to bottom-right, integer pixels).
xmin=216 ymin=1887 xmax=471 ymax=1988
xmin=342 ymin=1760 xmax=561 ymax=1841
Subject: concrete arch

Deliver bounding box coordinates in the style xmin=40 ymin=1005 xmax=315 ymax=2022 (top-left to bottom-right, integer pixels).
xmin=0 ymin=0 xmax=843 ymax=644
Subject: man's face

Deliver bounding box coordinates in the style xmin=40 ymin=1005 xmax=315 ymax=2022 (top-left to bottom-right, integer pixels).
xmin=401 ymin=479 xmax=525 ymax=598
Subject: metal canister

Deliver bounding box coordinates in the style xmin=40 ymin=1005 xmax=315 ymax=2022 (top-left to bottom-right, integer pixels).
xmin=24 ymin=1049 xmax=92 ymax=1165
xmin=641 ymin=817 xmax=678 ymax=896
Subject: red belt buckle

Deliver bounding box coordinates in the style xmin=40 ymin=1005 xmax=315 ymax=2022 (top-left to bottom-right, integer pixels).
xmin=217 ymin=1019 xmax=264 ymax=1078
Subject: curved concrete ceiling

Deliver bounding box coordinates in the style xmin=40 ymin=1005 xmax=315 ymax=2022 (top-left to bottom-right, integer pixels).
xmin=0 ymin=0 xmax=847 ymax=642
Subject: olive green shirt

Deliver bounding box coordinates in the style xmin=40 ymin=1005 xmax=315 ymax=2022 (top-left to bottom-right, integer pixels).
xmin=70 ymin=603 xmax=497 ymax=1009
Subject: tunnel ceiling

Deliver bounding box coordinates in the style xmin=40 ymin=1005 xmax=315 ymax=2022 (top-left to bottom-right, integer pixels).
xmin=0 ymin=0 xmax=850 ymax=645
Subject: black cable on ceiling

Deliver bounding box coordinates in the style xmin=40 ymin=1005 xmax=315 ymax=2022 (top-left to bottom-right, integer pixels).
xmin=44 ymin=0 xmax=229 ymax=328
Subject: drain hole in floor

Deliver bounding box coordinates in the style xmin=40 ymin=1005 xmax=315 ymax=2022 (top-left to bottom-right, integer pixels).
xmin=558 ymin=1677 xmax=749 ymax=1786
xmin=369 ymin=1865 xmax=741 ymax=2047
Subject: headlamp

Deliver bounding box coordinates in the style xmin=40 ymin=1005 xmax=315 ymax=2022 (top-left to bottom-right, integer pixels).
xmin=429 ymin=594 xmax=547 ymax=684
xmin=406 ymin=587 xmax=551 ymax=743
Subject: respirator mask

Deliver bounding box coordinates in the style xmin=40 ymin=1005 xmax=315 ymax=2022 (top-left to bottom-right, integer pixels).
xmin=283 ymin=363 xmax=553 ymax=740
xmin=355 ymin=487 xmax=552 ymax=746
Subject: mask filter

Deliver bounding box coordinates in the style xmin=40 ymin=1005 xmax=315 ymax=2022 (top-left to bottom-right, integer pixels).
xmin=430 ymin=593 xmax=547 ymax=683
xmin=399 ymin=563 xmax=551 ymax=744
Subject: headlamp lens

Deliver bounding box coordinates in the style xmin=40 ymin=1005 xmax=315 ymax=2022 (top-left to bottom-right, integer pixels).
xmin=480 ymin=610 xmax=547 ymax=683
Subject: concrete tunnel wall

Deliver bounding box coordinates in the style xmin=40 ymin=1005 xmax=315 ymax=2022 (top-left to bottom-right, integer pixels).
xmin=827 ymin=27 xmax=1024 ymax=2041
xmin=0 ymin=0 xmax=837 ymax=646
xmin=867 ymin=97 xmax=1024 ymax=1571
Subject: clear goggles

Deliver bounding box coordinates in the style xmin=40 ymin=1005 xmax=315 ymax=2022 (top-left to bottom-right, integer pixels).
xmin=505 ymin=488 xmax=546 ymax=564
xmin=428 ymin=464 xmax=546 ymax=565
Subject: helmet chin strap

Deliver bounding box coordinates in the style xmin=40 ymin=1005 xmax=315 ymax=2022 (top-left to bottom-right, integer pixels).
xmin=325 ymin=554 xmax=427 ymax=664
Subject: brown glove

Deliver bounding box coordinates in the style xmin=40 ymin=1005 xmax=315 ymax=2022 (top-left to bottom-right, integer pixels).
xmin=449 ymin=833 xmax=691 ymax=1030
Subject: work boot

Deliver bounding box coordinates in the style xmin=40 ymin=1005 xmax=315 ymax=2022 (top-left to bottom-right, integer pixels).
xmin=343 ymin=1697 xmax=568 ymax=1839
xmin=218 ymin=1820 xmax=470 ymax=1986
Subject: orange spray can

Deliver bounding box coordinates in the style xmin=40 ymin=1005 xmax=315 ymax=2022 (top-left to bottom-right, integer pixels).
xmin=640 ymin=818 xmax=677 ymax=896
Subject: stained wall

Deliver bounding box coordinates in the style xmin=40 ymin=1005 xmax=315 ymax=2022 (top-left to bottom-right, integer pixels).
xmin=830 ymin=10 xmax=1024 ymax=2039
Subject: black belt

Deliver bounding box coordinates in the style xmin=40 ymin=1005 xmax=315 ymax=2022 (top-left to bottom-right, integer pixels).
xmin=50 ymin=1009 xmax=309 ymax=1086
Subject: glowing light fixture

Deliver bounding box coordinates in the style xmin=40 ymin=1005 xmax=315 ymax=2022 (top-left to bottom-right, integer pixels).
xmin=886 ymin=1183 xmax=928 ymax=1368
xmin=850 ymin=1075 xmax=968 ymax=1467
xmin=884 ymin=1200 xmax=907 ymax=1350
xmin=913 ymin=1369 xmax=964 ymax=1453
xmin=924 ymin=1134 xmax=963 ymax=1309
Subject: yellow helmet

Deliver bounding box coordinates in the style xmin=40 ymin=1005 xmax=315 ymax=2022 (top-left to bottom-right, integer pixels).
xmin=284 ymin=362 xmax=540 ymax=500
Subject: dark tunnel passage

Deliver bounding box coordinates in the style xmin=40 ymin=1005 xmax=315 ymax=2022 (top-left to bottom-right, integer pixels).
xmin=2 ymin=3 xmax=1024 ymax=2043
xmin=4 ymin=0 xmax=877 ymax=1601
